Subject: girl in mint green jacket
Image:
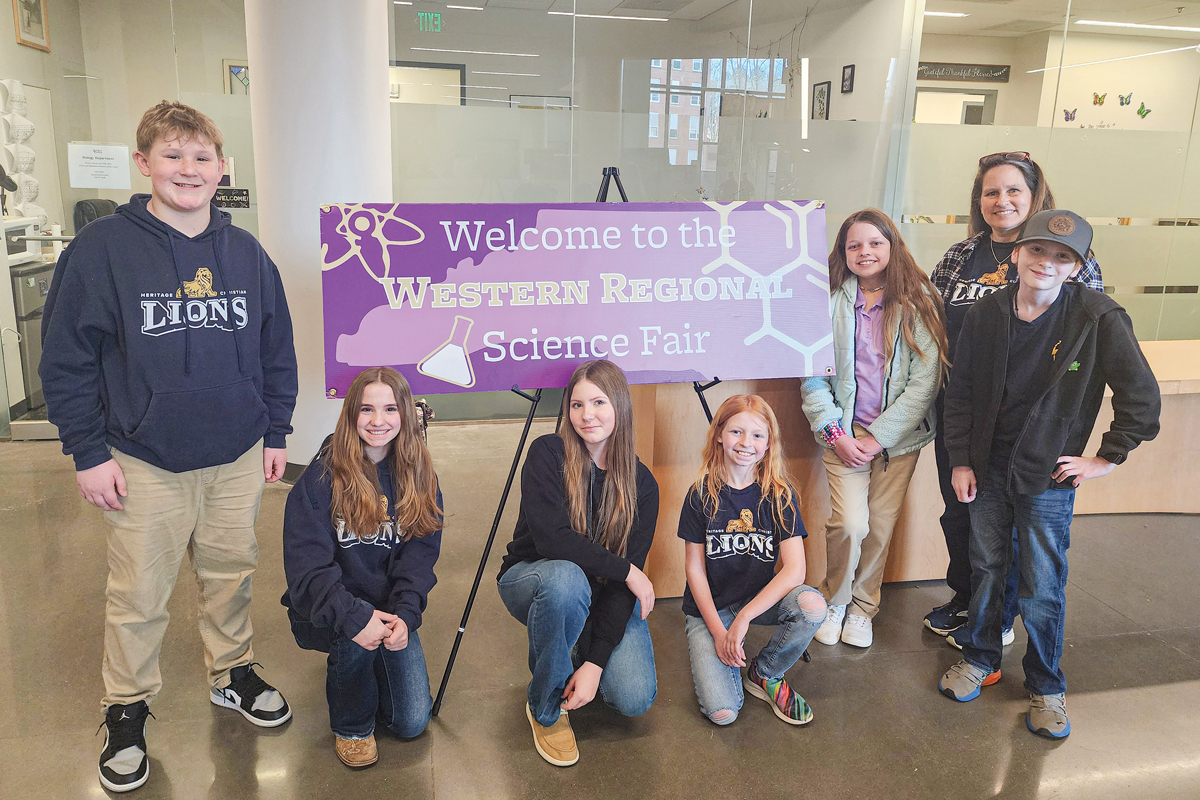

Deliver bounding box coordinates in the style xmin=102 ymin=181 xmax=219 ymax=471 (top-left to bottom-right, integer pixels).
xmin=801 ymin=209 xmax=949 ymax=649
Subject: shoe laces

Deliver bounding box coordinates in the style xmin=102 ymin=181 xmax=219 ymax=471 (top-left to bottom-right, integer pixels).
xmin=1030 ymin=693 xmax=1067 ymax=714
xmin=844 ymin=614 xmax=869 ymax=630
xmin=935 ymin=598 xmax=968 ymax=614
xmin=98 ymin=704 xmax=154 ymax=752
xmin=947 ymin=661 xmax=990 ymax=686
xmin=227 ymin=662 xmax=271 ymax=699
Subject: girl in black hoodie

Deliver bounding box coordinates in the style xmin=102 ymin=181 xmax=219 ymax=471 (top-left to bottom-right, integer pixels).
xmin=283 ymin=368 xmax=443 ymax=768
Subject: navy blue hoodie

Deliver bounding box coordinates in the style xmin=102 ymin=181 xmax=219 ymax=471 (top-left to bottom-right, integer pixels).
xmin=39 ymin=195 xmax=297 ymax=473
xmin=282 ymin=439 xmax=443 ymax=640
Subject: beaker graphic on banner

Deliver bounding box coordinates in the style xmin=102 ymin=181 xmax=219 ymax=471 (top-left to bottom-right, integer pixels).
xmin=417 ymin=315 xmax=476 ymax=388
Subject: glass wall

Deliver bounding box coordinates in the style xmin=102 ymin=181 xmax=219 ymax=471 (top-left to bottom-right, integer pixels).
xmin=386 ymin=0 xmax=919 ymax=418
xmin=5 ymin=0 xmax=1197 ymax=433
xmin=904 ymin=0 xmax=1200 ymax=340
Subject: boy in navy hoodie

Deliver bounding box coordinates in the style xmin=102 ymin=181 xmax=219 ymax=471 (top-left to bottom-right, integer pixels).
xmin=40 ymin=101 xmax=298 ymax=793
xmin=936 ymin=210 xmax=1160 ymax=739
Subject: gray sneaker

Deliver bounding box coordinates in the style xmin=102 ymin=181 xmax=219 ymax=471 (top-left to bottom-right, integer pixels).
xmin=939 ymin=659 xmax=1000 ymax=702
xmin=1027 ymin=693 xmax=1070 ymax=739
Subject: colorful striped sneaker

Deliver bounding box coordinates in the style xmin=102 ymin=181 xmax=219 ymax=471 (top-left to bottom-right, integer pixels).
xmin=744 ymin=658 xmax=813 ymax=726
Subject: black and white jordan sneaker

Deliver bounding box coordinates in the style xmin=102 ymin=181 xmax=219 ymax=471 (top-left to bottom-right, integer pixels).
xmin=98 ymin=701 xmax=152 ymax=792
xmin=210 ymin=663 xmax=292 ymax=727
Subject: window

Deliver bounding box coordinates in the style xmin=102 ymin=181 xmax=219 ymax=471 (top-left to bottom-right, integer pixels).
xmin=671 ymin=94 xmax=679 ymax=105
xmin=669 ymin=148 xmax=678 ymax=165
xmin=651 ymin=59 xmax=662 ymax=68
xmin=704 ymin=92 xmax=721 ymax=143
xmin=651 ymin=92 xmax=661 ymax=103
xmin=689 ymin=116 xmax=700 ymax=140
xmin=669 ymin=113 xmax=678 ymax=138
xmin=708 ymin=59 xmax=722 ymax=88
xmin=651 ymin=77 xmax=662 ymax=85
xmin=672 ymin=59 xmax=682 ymax=70
xmin=649 ymin=112 xmax=659 ymax=138
xmin=688 ymin=150 xmax=698 ymax=165
xmin=671 ymin=79 xmax=680 ymax=86
xmin=693 ymin=59 xmax=703 ymax=72
xmin=691 ymin=94 xmax=700 ymax=106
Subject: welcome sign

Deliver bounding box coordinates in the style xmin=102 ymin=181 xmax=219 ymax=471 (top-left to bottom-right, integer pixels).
xmin=320 ymin=201 xmax=835 ymax=397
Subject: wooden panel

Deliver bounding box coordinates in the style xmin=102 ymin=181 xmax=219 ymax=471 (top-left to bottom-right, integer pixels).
xmin=636 ymin=364 xmax=1199 ymax=598
xmin=1074 ymin=392 xmax=1200 ymax=514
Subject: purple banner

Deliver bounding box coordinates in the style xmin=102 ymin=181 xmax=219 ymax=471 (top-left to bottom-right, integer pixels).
xmin=321 ymin=201 xmax=834 ymax=397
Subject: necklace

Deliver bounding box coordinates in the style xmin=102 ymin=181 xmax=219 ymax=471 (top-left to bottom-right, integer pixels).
xmin=861 ymin=283 xmax=884 ymax=292
xmin=988 ymin=236 xmax=1014 ymax=267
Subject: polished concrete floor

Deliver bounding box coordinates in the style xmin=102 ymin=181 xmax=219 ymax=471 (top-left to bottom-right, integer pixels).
xmin=2 ymin=422 xmax=1200 ymax=799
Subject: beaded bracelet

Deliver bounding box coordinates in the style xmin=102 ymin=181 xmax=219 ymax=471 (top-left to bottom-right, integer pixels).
xmin=820 ymin=421 xmax=847 ymax=447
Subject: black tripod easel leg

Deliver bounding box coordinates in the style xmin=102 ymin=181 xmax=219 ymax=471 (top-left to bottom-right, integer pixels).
xmin=692 ymin=379 xmax=722 ymax=423
xmin=432 ymin=386 xmax=543 ymax=716
xmin=595 ymin=166 xmax=629 ymax=203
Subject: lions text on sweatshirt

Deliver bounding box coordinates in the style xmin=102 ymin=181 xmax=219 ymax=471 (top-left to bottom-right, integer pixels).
xmin=40 ymin=195 xmax=297 ymax=473
xmin=282 ymin=442 xmax=443 ymax=640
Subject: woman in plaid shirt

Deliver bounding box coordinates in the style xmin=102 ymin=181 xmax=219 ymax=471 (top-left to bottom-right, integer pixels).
xmin=922 ymin=152 xmax=1103 ymax=645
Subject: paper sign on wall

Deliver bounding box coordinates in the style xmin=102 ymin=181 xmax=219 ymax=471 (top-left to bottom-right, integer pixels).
xmin=320 ymin=201 xmax=836 ymax=397
xmin=67 ymin=142 xmax=131 ymax=189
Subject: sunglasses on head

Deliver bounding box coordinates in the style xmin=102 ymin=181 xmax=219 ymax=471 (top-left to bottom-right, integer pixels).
xmin=979 ymin=151 xmax=1031 ymax=165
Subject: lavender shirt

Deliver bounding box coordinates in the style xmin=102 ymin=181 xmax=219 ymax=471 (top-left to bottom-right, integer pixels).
xmin=853 ymin=286 xmax=886 ymax=428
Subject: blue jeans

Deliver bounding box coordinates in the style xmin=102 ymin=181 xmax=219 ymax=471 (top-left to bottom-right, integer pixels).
xmin=959 ymin=469 xmax=1075 ymax=695
xmin=293 ymin=620 xmax=432 ymax=740
xmin=684 ymin=585 xmax=825 ymax=724
xmin=935 ymin=391 xmax=1020 ymax=627
xmin=497 ymin=559 xmax=657 ymax=727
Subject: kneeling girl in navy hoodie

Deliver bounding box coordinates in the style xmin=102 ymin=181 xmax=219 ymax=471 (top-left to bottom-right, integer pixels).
xmin=283 ymin=367 xmax=443 ymax=768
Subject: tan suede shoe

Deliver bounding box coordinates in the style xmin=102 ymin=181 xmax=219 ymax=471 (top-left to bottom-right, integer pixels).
xmin=525 ymin=703 xmax=579 ymax=767
xmin=335 ymin=734 xmax=378 ymax=768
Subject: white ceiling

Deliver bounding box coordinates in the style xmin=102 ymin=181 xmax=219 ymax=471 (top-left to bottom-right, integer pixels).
xmin=924 ymin=0 xmax=1200 ymax=39
xmin=474 ymin=0 xmax=866 ymax=24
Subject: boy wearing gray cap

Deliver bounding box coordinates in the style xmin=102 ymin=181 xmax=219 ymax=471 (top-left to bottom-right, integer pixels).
xmin=935 ymin=209 xmax=1160 ymax=738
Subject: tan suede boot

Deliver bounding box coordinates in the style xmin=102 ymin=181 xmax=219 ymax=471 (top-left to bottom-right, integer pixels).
xmin=335 ymin=734 xmax=378 ymax=768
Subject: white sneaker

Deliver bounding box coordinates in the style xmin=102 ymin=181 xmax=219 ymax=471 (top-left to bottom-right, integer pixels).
xmin=947 ymin=626 xmax=1015 ymax=650
xmin=840 ymin=613 xmax=873 ymax=648
xmin=813 ymin=603 xmax=846 ymax=645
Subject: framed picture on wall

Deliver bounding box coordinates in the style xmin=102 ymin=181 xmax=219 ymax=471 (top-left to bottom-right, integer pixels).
xmin=842 ymin=64 xmax=855 ymax=94
xmin=223 ymin=59 xmax=249 ymax=95
xmin=12 ymin=0 xmax=50 ymax=52
xmin=812 ymin=81 xmax=830 ymax=120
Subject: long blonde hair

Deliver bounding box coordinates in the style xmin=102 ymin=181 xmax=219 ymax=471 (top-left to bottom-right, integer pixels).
xmin=324 ymin=367 xmax=441 ymax=540
xmin=559 ymin=360 xmax=639 ymax=557
xmin=829 ymin=208 xmax=951 ymax=379
xmin=695 ymin=395 xmax=797 ymax=536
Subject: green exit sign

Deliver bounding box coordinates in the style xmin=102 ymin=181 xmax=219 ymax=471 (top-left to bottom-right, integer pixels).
xmin=417 ymin=12 xmax=442 ymax=32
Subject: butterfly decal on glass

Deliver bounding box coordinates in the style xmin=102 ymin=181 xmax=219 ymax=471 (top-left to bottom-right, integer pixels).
xmin=1137 ymin=102 xmax=1151 ymax=118
xmin=1119 ymin=93 xmax=1132 ymax=106
xmin=1063 ymin=108 xmax=1077 ymax=122
xmin=1094 ymin=92 xmax=1106 ymax=105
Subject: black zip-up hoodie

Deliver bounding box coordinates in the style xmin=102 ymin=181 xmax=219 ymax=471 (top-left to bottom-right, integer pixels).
xmin=39 ymin=195 xmax=297 ymax=473
xmin=499 ymin=434 xmax=659 ymax=669
xmin=945 ymin=283 xmax=1160 ymax=494
xmin=282 ymin=438 xmax=443 ymax=640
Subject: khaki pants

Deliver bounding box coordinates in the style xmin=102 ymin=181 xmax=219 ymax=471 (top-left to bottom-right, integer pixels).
xmin=101 ymin=442 xmax=265 ymax=709
xmin=820 ymin=435 xmax=920 ymax=619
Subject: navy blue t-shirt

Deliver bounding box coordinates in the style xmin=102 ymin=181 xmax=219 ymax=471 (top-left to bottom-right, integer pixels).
xmin=677 ymin=482 xmax=805 ymax=618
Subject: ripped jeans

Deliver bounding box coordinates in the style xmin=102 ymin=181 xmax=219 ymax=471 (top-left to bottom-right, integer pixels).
xmin=684 ymin=585 xmax=826 ymax=724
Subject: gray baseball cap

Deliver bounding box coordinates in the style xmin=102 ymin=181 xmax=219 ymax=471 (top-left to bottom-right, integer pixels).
xmin=1013 ymin=209 xmax=1092 ymax=263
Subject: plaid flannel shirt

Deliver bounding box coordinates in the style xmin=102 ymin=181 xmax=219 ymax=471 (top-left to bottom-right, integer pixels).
xmin=929 ymin=231 xmax=1104 ymax=302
